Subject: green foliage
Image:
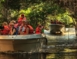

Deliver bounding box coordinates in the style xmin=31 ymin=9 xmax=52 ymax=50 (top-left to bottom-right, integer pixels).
xmin=19 ymin=2 xmax=73 ymax=28
xmin=47 ymin=10 xmax=74 ymax=27
xmin=0 ymin=0 xmax=75 ymax=28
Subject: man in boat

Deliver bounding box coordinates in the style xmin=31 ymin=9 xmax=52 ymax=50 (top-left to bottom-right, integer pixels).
xmin=18 ymin=14 xmax=27 ymax=25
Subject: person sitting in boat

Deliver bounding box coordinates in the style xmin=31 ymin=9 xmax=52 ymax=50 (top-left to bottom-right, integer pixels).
xmin=9 ymin=20 xmax=20 ymax=35
xmin=27 ymin=21 xmax=34 ymax=34
xmin=19 ymin=20 xmax=30 ymax=35
xmin=35 ymin=24 xmax=44 ymax=34
xmin=54 ymin=20 xmax=63 ymax=24
xmin=18 ymin=14 xmax=27 ymax=25
xmin=1 ymin=22 xmax=9 ymax=35
xmin=9 ymin=22 xmax=17 ymax=35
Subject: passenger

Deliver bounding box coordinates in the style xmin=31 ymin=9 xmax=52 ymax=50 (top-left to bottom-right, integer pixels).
xmin=25 ymin=20 xmax=34 ymax=34
xmin=19 ymin=20 xmax=29 ymax=35
xmin=18 ymin=14 xmax=27 ymax=25
xmin=9 ymin=20 xmax=19 ymax=35
xmin=1 ymin=22 xmax=9 ymax=35
xmin=54 ymin=20 xmax=60 ymax=24
xmin=10 ymin=20 xmax=18 ymax=28
xmin=19 ymin=20 xmax=34 ymax=35
xmin=35 ymin=24 xmax=44 ymax=34
xmin=28 ymin=25 xmax=34 ymax=34
xmin=9 ymin=22 xmax=17 ymax=35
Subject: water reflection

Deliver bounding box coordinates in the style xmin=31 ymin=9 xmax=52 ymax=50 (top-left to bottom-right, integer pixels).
xmin=45 ymin=27 xmax=77 ymax=59
xmin=46 ymin=48 xmax=77 ymax=59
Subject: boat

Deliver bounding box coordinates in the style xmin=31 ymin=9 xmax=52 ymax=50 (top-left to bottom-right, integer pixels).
xmin=0 ymin=24 xmax=77 ymax=59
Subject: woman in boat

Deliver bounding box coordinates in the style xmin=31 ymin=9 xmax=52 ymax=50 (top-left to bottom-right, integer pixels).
xmin=19 ymin=20 xmax=34 ymax=35
xmin=9 ymin=22 xmax=17 ymax=35
xmin=19 ymin=20 xmax=29 ymax=35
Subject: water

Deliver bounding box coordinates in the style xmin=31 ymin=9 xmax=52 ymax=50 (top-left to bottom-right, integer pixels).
xmin=45 ymin=27 xmax=77 ymax=59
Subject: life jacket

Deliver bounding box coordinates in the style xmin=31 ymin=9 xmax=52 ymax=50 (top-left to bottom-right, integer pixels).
xmin=18 ymin=25 xmax=28 ymax=35
xmin=2 ymin=25 xmax=9 ymax=35
xmin=35 ymin=26 xmax=41 ymax=34
xmin=18 ymin=17 xmax=26 ymax=25
xmin=19 ymin=25 xmax=34 ymax=34
xmin=28 ymin=25 xmax=34 ymax=34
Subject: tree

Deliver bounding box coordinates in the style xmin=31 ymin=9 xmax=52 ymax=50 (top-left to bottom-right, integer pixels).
xmin=0 ymin=0 xmax=76 ymax=28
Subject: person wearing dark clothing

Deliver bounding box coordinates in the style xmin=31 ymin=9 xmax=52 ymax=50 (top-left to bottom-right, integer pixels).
xmin=9 ymin=22 xmax=17 ymax=35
